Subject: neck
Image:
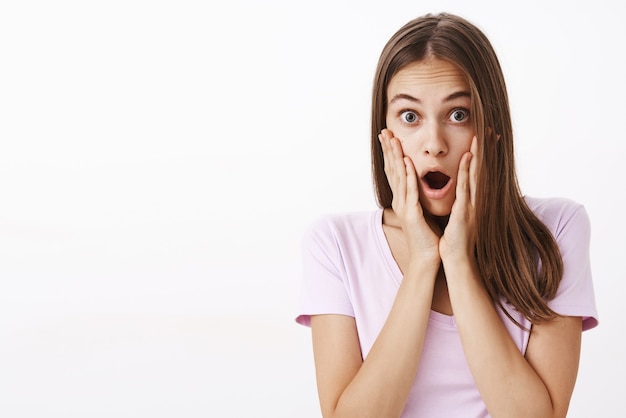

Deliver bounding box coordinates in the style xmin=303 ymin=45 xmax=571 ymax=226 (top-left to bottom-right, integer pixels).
xmin=430 ymin=214 xmax=450 ymax=230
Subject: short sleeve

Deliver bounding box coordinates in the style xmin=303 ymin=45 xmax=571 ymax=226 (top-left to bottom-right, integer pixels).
xmin=295 ymin=217 xmax=355 ymax=327
xmin=547 ymin=204 xmax=599 ymax=331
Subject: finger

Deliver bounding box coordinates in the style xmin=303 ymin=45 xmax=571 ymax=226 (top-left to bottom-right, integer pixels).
xmin=390 ymin=136 xmax=407 ymax=204
xmin=379 ymin=130 xmax=397 ymax=181
xmin=379 ymin=130 xmax=407 ymax=206
xmin=469 ymin=135 xmax=478 ymax=207
xmin=404 ymin=156 xmax=419 ymax=206
xmin=379 ymin=132 xmax=391 ymax=176
xmin=455 ymin=151 xmax=472 ymax=208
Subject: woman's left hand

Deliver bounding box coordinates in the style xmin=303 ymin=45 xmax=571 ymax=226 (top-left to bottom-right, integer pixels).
xmin=439 ymin=136 xmax=478 ymax=263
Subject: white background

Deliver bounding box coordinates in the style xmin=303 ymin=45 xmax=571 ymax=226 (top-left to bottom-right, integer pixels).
xmin=0 ymin=0 xmax=623 ymax=416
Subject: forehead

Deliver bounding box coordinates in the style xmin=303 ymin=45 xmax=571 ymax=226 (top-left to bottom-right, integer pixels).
xmin=387 ymin=58 xmax=469 ymax=97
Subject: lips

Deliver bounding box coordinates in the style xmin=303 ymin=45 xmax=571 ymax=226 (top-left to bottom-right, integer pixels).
xmin=419 ymin=170 xmax=453 ymax=201
xmin=423 ymin=171 xmax=451 ymax=190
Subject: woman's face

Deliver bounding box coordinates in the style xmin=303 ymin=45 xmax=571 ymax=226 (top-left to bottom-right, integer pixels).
xmin=385 ymin=57 xmax=476 ymax=217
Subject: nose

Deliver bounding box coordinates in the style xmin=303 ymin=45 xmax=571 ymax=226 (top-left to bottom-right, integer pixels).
xmin=423 ymin=123 xmax=447 ymax=156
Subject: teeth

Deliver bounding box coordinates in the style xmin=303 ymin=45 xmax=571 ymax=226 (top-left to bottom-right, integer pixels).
xmin=424 ymin=171 xmax=450 ymax=189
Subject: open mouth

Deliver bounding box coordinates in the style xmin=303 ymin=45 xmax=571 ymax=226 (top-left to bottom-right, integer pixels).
xmin=423 ymin=171 xmax=451 ymax=190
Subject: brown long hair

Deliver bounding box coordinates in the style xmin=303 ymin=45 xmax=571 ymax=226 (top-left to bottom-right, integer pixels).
xmin=371 ymin=13 xmax=563 ymax=325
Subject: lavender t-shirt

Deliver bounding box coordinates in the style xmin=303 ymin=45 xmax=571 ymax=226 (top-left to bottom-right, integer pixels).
xmin=296 ymin=196 xmax=598 ymax=417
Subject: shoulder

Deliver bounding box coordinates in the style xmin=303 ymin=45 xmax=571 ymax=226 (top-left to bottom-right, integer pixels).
xmin=525 ymin=197 xmax=598 ymax=329
xmin=524 ymin=195 xmax=585 ymax=221
xmin=524 ymin=196 xmax=590 ymax=241
xmin=303 ymin=210 xmax=381 ymax=244
xmin=301 ymin=209 xmax=383 ymax=268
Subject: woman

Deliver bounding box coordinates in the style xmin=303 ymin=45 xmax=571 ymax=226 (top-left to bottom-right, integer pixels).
xmin=296 ymin=12 xmax=598 ymax=418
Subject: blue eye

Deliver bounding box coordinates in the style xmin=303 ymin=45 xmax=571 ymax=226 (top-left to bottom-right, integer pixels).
xmin=400 ymin=110 xmax=419 ymax=124
xmin=449 ymin=108 xmax=469 ymax=122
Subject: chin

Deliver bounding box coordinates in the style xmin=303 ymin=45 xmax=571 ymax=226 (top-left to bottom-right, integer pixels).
xmin=423 ymin=202 xmax=453 ymax=218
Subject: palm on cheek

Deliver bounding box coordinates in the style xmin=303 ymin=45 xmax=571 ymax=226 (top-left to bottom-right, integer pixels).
xmin=440 ymin=136 xmax=478 ymax=262
xmin=379 ymin=129 xmax=441 ymax=259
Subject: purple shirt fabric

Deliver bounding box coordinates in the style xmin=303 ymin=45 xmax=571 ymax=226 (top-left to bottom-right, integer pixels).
xmin=296 ymin=196 xmax=598 ymax=417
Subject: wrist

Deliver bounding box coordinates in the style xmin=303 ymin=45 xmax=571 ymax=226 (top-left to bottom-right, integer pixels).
xmin=405 ymin=255 xmax=441 ymax=279
xmin=439 ymin=242 xmax=475 ymax=265
xmin=441 ymin=254 xmax=479 ymax=281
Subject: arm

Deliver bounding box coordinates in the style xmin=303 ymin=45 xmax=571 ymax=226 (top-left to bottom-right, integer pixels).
xmin=311 ymin=261 xmax=438 ymax=418
xmin=440 ymin=139 xmax=582 ymax=418
xmin=444 ymin=260 xmax=581 ymax=418
xmin=310 ymin=131 xmax=440 ymax=417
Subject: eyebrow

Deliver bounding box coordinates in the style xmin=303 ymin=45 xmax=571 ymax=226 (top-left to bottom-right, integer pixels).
xmin=388 ymin=91 xmax=471 ymax=105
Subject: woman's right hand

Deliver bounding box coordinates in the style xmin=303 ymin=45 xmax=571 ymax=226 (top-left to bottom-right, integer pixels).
xmin=379 ymin=129 xmax=442 ymax=262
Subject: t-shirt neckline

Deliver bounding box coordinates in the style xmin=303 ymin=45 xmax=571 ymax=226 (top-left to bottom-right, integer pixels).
xmin=371 ymin=208 xmax=457 ymax=326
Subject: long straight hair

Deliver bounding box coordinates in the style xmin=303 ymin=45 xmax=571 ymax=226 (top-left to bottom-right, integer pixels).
xmin=371 ymin=13 xmax=563 ymax=325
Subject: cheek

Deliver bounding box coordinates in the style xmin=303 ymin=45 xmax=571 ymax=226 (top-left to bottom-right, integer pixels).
xmin=400 ymin=138 xmax=420 ymax=157
xmin=452 ymin=133 xmax=474 ymax=157
xmin=384 ymin=113 xmax=394 ymax=132
xmin=400 ymin=142 xmax=423 ymax=172
xmin=385 ymin=113 xmax=409 ymax=138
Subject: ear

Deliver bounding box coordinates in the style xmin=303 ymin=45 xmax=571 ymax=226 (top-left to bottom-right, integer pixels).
xmin=486 ymin=127 xmax=501 ymax=141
